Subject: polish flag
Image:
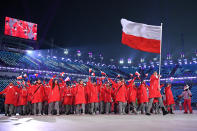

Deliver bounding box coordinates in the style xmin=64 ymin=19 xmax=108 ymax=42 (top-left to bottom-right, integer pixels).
xmin=91 ymin=72 xmax=95 ymax=76
xmin=101 ymin=71 xmax=106 ymax=76
xmin=117 ymin=74 xmax=120 ymax=77
xmin=17 ymin=75 xmax=23 ymax=80
xmin=65 ymin=77 xmax=70 ymax=81
xmin=135 ymin=71 xmax=140 ymax=76
xmin=130 ymin=74 xmax=133 ymax=77
xmin=121 ymin=18 xmax=161 ymax=54
xmin=60 ymin=72 xmax=65 ymax=77
xmin=35 ymin=74 xmax=38 ymax=77
xmin=23 ymin=74 xmax=27 ymax=78
xmin=145 ymin=73 xmax=148 ymax=77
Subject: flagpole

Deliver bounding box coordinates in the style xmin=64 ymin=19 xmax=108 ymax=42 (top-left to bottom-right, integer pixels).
xmin=159 ymin=23 xmax=163 ymax=87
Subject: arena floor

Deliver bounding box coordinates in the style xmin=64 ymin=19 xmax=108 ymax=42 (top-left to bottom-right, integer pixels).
xmin=0 ymin=110 xmax=197 ymax=131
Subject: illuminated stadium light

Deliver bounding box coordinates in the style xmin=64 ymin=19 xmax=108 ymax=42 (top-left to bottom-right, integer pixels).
xmin=192 ymin=58 xmax=196 ymax=63
xmin=100 ymin=54 xmax=104 ymax=60
xmin=38 ymin=53 xmax=42 ymax=57
xmin=119 ymin=59 xmax=124 ymax=64
xmin=167 ymin=53 xmax=171 ymax=60
xmin=88 ymin=52 xmax=93 ymax=58
xmin=26 ymin=50 xmax=33 ymax=54
xmin=64 ymin=49 xmax=69 ymax=55
xmin=110 ymin=58 xmax=114 ymax=62
xmin=153 ymin=58 xmax=157 ymax=61
xmin=140 ymin=58 xmax=144 ymax=63
xmin=181 ymin=52 xmax=185 ymax=58
xmin=128 ymin=58 xmax=132 ymax=64
xmin=66 ymin=58 xmax=71 ymax=62
xmin=77 ymin=50 xmax=81 ymax=57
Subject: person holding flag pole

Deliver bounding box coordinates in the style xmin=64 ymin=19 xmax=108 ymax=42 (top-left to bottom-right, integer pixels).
xmin=121 ymin=19 xmax=168 ymax=115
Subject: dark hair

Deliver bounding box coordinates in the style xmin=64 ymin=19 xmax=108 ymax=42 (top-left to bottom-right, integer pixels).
xmin=52 ymin=79 xmax=59 ymax=89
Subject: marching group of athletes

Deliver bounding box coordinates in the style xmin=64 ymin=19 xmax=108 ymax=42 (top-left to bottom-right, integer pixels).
xmin=0 ymin=71 xmax=193 ymax=117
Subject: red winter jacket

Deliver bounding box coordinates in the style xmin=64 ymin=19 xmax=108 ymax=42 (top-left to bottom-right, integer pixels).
xmin=149 ymin=75 xmax=162 ymax=98
xmin=74 ymin=84 xmax=86 ymax=105
xmin=127 ymin=78 xmax=137 ymax=103
xmin=138 ymin=84 xmax=148 ymax=103
xmin=0 ymin=85 xmax=20 ymax=105
xmin=18 ymin=87 xmax=28 ymax=106
xmin=109 ymin=78 xmax=127 ymax=103
xmin=165 ymin=85 xmax=175 ymax=105
xmin=63 ymin=87 xmax=73 ymax=105
xmin=98 ymin=79 xmax=105 ymax=102
xmin=87 ymin=78 xmax=100 ymax=103
xmin=104 ymin=86 xmax=112 ymax=103
xmin=26 ymin=83 xmax=32 ymax=102
xmin=31 ymin=84 xmax=44 ymax=104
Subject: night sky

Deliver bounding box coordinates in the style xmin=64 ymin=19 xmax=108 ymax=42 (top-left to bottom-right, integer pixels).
xmin=0 ymin=0 xmax=197 ymax=63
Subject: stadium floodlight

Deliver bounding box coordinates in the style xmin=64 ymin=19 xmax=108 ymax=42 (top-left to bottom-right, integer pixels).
xmin=88 ymin=52 xmax=93 ymax=58
xmin=153 ymin=57 xmax=157 ymax=61
xmin=64 ymin=49 xmax=68 ymax=55
xmin=181 ymin=52 xmax=185 ymax=58
xmin=110 ymin=58 xmax=114 ymax=62
xmin=140 ymin=58 xmax=144 ymax=63
xmin=26 ymin=50 xmax=33 ymax=55
xmin=77 ymin=50 xmax=81 ymax=57
xmin=128 ymin=58 xmax=132 ymax=64
xmin=119 ymin=59 xmax=124 ymax=64
xmin=38 ymin=53 xmax=42 ymax=57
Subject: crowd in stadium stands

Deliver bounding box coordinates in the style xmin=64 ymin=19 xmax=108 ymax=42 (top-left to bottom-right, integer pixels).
xmin=0 ymin=50 xmax=196 ymax=116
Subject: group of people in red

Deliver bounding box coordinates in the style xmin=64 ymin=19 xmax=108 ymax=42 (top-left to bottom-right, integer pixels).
xmin=0 ymin=71 xmax=193 ymax=117
xmin=4 ymin=17 xmax=37 ymax=40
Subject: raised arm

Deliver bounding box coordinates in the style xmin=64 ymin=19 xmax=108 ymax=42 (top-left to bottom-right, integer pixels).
xmin=49 ymin=75 xmax=56 ymax=87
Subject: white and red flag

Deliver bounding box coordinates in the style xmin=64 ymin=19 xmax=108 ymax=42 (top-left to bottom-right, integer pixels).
xmin=130 ymin=73 xmax=133 ymax=77
xmin=135 ymin=71 xmax=140 ymax=76
xmin=23 ymin=74 xmax=27 ymax=78
xmin=17 ymin=75 xmax=23 ymax=80
xmin=145 ymin=73 xmax=148 ymax=77
xmin=89 ymin=68 xmax=92 ymax=73
xmin=65 ymin=77 xmax=70 ymax=82
xmin=101 ymin=71 xmax=106 ymax=76
xmin=91 ymin=72 xmax=95 ymax=76
xmin=35 ymin=73 xmax=38 ymax=77
xmin=121 ymin=18 xmax=161 ymax=53
xmin=60 ymin=72 xmax=65 ymax=77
